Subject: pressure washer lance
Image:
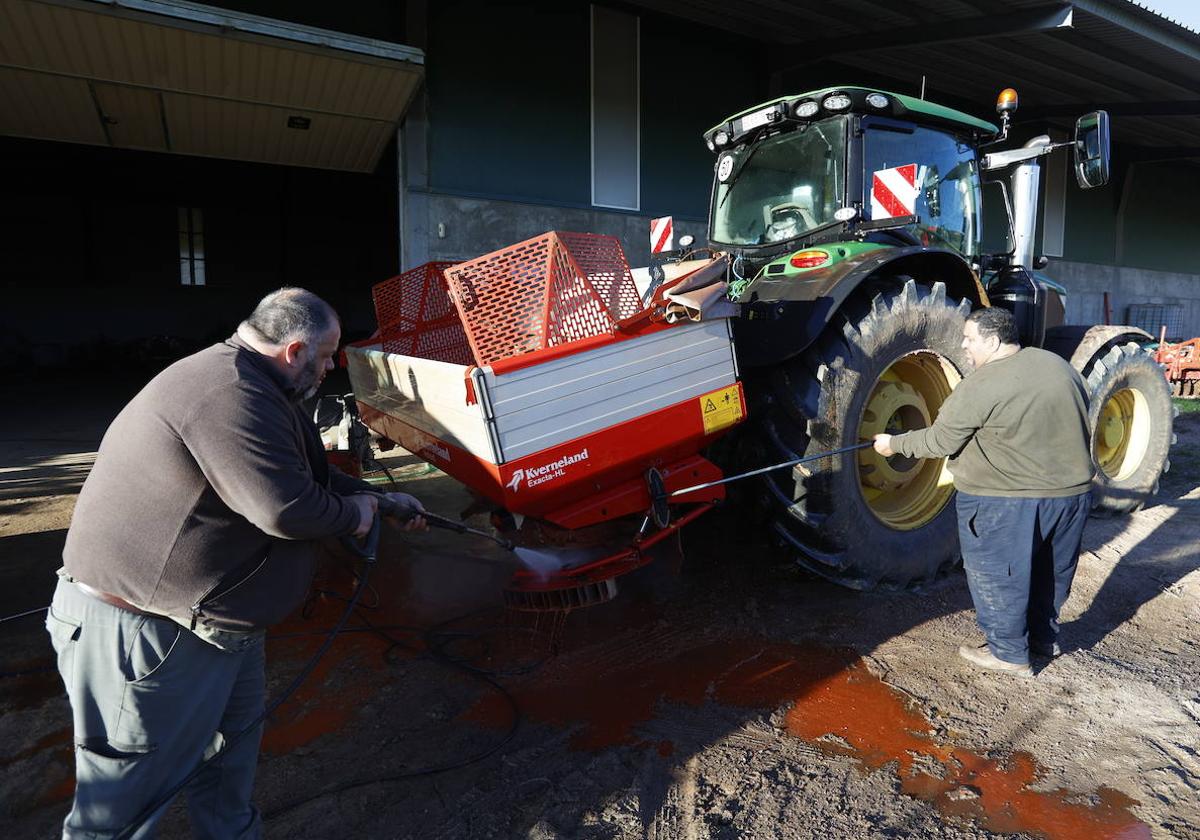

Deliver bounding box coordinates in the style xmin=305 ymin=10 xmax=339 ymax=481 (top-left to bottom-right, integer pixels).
xmin=377 ymin=496 xmax=513 ymax=549
xmin=375 ymin=497 xmax=566 ymax=578
xmin=668 ymin=441 xmax=876 ymax=499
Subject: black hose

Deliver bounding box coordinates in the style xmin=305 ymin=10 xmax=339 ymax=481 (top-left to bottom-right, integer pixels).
xmin=0 ymin=606 xmax=48 ymax=624
xmin=261 ymin=609 xmax=524 ymax=823
xmin=11 ymin=507 xmax=529 ymax=830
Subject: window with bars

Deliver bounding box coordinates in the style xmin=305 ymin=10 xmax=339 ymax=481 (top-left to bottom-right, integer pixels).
xmin=178 ymin=206 xmax=206 ymax=286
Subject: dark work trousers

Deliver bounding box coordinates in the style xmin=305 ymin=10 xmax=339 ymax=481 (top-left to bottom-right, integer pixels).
xmin=955 ymin=491 xmax=1091 ymax=665
xmin=45 ymin=576 xmax=265 ymax=839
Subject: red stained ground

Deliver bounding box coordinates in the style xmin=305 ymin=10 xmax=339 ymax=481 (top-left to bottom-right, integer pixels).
xmin=464 ymin=638 xmax=1150 ymax=840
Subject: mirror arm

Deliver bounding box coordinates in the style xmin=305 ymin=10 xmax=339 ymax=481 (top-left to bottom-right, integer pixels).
xmin=981 ymin=143 xmax=1056 ymax=171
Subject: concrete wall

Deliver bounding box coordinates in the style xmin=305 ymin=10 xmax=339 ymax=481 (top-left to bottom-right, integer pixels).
xmin=411 ymin=192 xmax=707 ymax=268
xmin=1047 ymin=259 xmax=1200 ymax=338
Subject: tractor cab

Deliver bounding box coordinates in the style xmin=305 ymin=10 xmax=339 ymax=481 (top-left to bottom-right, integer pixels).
xmin=705 ymin=86 xmax=1112 ymax=351
xmin=705 ymin=87 xmax=994 ymax=275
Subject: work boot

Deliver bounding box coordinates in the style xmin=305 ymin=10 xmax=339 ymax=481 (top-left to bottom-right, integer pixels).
xmin=958 ymin=643 xmax=1034 ymax=677
xmin=1030 ymin=640 xmax=1062 ymax=658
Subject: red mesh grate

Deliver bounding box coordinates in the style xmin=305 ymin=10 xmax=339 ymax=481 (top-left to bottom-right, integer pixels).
xmin=370 ymin=262 xmax=474 ymax=366
xmin=444 ymin=231 xmax=641 ymax=367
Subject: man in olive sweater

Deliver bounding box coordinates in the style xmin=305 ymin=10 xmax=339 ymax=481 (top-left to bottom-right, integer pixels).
xmin=873 ymin=307 xmax=1093 ymax=678
xmin=47 ymin=288 xmax=425 ymax=838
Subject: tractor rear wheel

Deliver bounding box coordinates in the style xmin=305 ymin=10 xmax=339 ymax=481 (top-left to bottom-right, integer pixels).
xmin=754 ymin=278 xmax=971 ymax=589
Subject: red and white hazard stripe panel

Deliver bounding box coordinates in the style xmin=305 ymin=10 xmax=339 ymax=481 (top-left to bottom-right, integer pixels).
xmin=870 ymin=164 xmax=918 ymax=220
xmin=650 ymin=216 xmax=674 ymax=254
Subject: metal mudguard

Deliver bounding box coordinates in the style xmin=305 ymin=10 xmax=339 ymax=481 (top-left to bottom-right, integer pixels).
xmin=733 ymin=245 xmax=981 ymax=368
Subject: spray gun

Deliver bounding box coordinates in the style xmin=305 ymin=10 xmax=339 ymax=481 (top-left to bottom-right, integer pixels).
xmin=371 ymin=495 xmax=512 ymax=549
xmin=377 ymin=497 xmax=516 ymax=551
xmin=372 ymin=494 xmax=518 ymax=547
xmin=340 ymin=497 xmax=513 ymax=560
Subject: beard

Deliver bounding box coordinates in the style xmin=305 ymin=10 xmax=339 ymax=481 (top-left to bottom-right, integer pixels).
xmin=293 ymin=355 xmax=326 ymax=401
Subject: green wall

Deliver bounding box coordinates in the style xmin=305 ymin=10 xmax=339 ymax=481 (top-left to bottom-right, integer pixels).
xmin=1060 ymin=154 xmax=1200 ymax=273
xmin=426 ymin=1 xmax=768 ymax=219
xmin=1061 ymin=159 xmax=1118 ymax=265
xmin=1114 ymin=161 xmax=1200 ymax=273
xmin=639 ymin=15 xmax=765 ymax=220
xmin=427 ymin=1 xmax=591 ymax=206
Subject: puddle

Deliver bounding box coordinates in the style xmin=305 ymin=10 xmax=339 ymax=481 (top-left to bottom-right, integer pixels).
xmin=464 ymin=638 xmax=1150 ymax=839
xmin=258 ymin=554 xmax=441 ymax=755
xmin=785 ymin=659 xmax=1150 ymax=840
xmin=261 ymin=631 xmax=394 ymax=756
xmin=34 ymin=746 xmax=75 ymax=808
xmin=1 ymin=726 xmax=71 ymax=766
xmin=0 ymin=656 xmax=63 ymax=710
xmin=0 ymin=728 xmax=76 ymax=812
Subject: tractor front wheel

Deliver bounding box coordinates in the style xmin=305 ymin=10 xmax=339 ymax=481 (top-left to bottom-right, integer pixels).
xmin=1045 ymin=325 xmax=1176 ymax=515
xmin=1083 ymin=342 xmax=1175 ymax=514
xmin=754 ymin=278 xmax=971 ymax=590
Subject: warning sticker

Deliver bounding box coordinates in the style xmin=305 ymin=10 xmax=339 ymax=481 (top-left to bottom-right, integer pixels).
xmin=871 ymin=163 xmax=918 ymax=219
xmin=699 ymin=385 xmax=744 ymax=434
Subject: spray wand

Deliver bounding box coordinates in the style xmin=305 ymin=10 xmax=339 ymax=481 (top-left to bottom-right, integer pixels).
xmin=669 ymin=441 xmax=875 ymax=498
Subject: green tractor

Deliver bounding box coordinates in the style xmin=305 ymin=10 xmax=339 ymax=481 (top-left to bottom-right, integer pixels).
xmin=698 ymin=86 xmax=1175 ymax=590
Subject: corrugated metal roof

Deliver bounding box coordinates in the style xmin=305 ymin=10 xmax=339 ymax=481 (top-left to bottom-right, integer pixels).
xmin=631 ymin=0 xmax=1200 ymax=158
xmin=98 ymin=0 xmax=425 ymax=63
xmin=1117 ymin=0 xmax=1199 ymax=35
xmin=0 ymin=0 xmax=424 ymax=171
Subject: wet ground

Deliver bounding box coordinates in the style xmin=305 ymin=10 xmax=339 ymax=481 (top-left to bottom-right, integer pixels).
xmin=0 ymin=379 xmax=1197 ymax=839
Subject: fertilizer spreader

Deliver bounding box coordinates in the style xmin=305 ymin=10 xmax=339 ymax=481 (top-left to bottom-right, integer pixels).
xmin=344 ymin=231 xmax=746 ymax=609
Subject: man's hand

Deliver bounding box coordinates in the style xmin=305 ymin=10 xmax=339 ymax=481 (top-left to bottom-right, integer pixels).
xmin=380 ymin=492 xmax=428 ymax=532
xmin=349 ymin=493 xmax=379 ymax=538
xmin=873 ymin=433 xmax=895 ymax=457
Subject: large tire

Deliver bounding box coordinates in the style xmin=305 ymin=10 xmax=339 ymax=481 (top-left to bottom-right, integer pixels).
xmin=1083 ymin=342 xmax=1175 ymax=514
xmin=1045 ymin=325 xmax=1176 ymax=515
xmin=751 ymin=278 xmax=972 ymax=590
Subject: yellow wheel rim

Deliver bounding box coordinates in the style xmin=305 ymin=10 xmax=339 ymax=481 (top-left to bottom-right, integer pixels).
xmin=858 ymin=352 xmax=961 ymax=530
xmin=1095 ymin=387 xmax=1150 ymax=481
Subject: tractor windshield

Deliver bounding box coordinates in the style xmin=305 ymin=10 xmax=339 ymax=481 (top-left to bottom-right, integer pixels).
xmin=862 ymin=121 xmax=982 ymax=256
xmin=710 ymin=118 xmax=847 ymax=248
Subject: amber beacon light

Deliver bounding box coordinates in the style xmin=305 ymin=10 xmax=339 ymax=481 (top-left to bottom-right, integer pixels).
xmin=995 ymin=87 xmax=1019 ymax=114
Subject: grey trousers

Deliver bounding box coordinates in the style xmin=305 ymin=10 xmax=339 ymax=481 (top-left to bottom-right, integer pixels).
xmin=45 ymin=577 xmax=265 ymax=839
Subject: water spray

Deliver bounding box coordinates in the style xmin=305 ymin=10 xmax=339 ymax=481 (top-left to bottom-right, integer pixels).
xmin=376 ymin=497 xmax=564 ymax=578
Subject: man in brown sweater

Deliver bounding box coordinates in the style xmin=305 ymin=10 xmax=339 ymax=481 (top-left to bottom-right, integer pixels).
xmin=873 ymin=307 xmax=1093 ymax=678
xmin=46 ymin=288 xmax=425 ymax=838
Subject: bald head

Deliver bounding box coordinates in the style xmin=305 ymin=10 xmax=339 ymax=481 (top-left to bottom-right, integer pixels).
xmin=240 ymin=287 xmax=338 ymax=347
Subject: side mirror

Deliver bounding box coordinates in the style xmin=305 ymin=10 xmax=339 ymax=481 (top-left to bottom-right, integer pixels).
xmin=1074 ymin=110 xmax=1110 ymax=189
